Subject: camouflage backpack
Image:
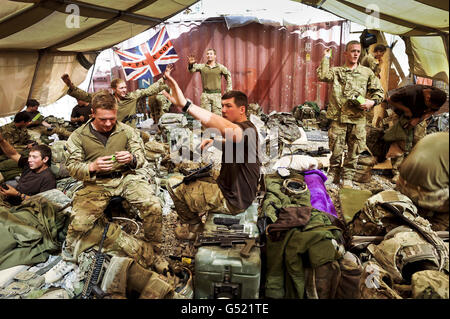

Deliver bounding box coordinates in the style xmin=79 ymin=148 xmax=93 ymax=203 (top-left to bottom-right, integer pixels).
xmin=50 ymin=140 xmax=70 ymax=179
xmin=292 ymin=102 xmax=320 ymax=122
xmin=348 ymin=190 xmax=415 ymax=237
xmin=367 ymin=225 xmax=446 ymax=284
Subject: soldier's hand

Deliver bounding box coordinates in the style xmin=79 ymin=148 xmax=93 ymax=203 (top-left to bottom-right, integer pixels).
xmin=164 ymin=64 xmax=174 ymax=78
xmin=61 ymin=74 xmax=73 ymax=88
xmin=0 ymin=184 xmax=19 ymax=197
xmin=200 ymin=139 xmax=213 ymax=151
xmin=409 ymin=117 xmax=421 ymax=127
xmin=188 ymin=55 xmax=196 ymax=64
xmin=79 ymin=115 xmax=85 ymax=122
xmin=162 ymin=73 xmax=187 ymax=108
xmin=360 ymin=99 xmax=375 ymax=111
xmin=89 ymin=156 xmax=114 ymax=172
xmin=403 ymin=109 xmax=413 ymax=118
xmin=114 ymin=151 xmax=133 ymax=164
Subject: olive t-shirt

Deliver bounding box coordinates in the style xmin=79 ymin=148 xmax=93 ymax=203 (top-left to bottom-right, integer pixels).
xmin=217 ymin=121 xmax=260 ymax=210
xmin=399 ymin=132 xmax=449 ymax=191
xmin=17 ymin=156 xmax=56 ymax=196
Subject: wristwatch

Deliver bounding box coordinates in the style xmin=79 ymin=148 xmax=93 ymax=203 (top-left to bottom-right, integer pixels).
xmin=182 ymin=100 xmax=192 ymax=113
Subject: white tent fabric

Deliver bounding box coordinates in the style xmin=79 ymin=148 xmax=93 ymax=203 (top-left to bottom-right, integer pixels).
xmin=0 ymin=0 xmax=199 ymax=118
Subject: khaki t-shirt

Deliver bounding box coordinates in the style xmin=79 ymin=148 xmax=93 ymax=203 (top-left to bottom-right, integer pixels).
xmin=217 ymin=121 xmax=260 ymax=210
xmin=400 ymin=132 xmax=449 ymax=191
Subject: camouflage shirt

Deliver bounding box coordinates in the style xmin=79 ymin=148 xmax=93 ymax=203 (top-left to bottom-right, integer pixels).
xmin=66 ymin=78 xmax=166 ymax=127
xmin=65 ymin=120 xmax=149 ymax=185
xmin=0 ymin=122 xmax=30 ymax=147
xmin=317 ymin=56 xmax=385 ymax=124
xmin=189 ymin=62 xmax=232 ymax=93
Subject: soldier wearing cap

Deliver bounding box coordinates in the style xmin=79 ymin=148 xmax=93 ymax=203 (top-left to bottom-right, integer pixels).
xmin=317 ymin=40 xmax=384 ymax=188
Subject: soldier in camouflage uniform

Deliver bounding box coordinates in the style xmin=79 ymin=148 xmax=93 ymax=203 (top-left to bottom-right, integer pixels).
xmin=317 ymin=41 xmax=384 ymax=188
xmin=383 ymin=84 xmax=447 ymax=182
xmin=63 ymin=90 xmax=166 ymax=270
xmin=360 ymin=44 xmax=386 ymax=79
xmin=0 ymin=112 xmax=33 ymax=181
xmin=61 ymin=73 xmax=167 ymax=144
xmin=148 ymin=84 xmax=172 ymax=123
xmin=0 ymin=111 xmax=32 ymax=153
xmin=188 ymin=49 xmax=232 ymax=115
xmin=396 ymin=132 xmax=449 ymax=230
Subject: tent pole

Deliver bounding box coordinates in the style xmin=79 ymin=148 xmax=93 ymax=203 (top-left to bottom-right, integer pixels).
xmin=87 ymin=54 xmax=98 ymax=93
xmin=26 ymin=49 xmax=44 ymax=101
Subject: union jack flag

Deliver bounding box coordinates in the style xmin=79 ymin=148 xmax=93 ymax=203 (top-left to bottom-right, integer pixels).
xmin=113 ymin=26 xmax=179 ymax=81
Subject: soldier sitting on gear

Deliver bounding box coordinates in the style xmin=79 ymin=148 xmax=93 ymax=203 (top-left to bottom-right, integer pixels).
xmin=63 ymin=90 xmax=168 ymax=272
xmin=24 ymin=99 xmax=73 ymax=142
xmin=162 ymin=65 xmax=260 ymax=240
xmin=70 ymin=99 xmax=92 ymax=127
xmin=396 ymin=132 xmax=449 ymax=231
xmin=61 ymin=72 xmax=167 ymax=143
xmin=188 ymin=48 xmax=232 ymax=116
xmin=0 ymin=111 xmax=32 ymax=151
xmin=0 ymin=112 xmax=35 ymax=182
xmin=0 ymin=133 xmax=56 ymax=207
xmin=24 ymin=99 xmax=52 ymax=129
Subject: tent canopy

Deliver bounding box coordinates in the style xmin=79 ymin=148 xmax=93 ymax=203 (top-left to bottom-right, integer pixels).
xmin=0 ymin=0 xmax=198 ymax=118
xmin=292 ymin=0 xmax=449 ymax=84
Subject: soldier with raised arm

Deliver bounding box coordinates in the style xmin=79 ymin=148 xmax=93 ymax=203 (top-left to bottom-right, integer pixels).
xmin=61 ymin=73 xmax=167 ymax=132
xmin=188 ymin=49 xmax=232 ymax=115
xmin=317 ymin=40 xmax=384 ymax=188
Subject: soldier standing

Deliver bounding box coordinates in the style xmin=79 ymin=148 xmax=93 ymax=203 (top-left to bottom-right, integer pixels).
xmin=317 ymin=40 xmax=385 ymax=188
xmin=188 ymin=49 xmax=232 ymax=115
xmin=63 ymin=90 xmax=167 ymax=271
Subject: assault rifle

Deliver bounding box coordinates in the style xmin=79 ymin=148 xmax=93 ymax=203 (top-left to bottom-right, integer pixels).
xmin=80 ymin=223 xmax=110 ymax=299
xmin=122 ymin=114 xmax=137 ymax=124
xmin=172 ymin=163 xmax=213 ymax=189
xmin=194 ymin=230 xmax=257 ymax=258
xmin=291 ymin=146 xmax=330 ymax=157
xmin=213 ymin=217 xmax=244 ymax=231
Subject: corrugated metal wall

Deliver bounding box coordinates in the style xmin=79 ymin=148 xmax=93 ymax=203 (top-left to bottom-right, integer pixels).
xmin=167 ymin=18 xmax=346 ymax=113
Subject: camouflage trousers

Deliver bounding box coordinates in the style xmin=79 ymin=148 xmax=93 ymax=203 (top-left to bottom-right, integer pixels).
xmin=201 ymin=92 xmax=222 ymax=115
xmin=328 ymin=120 xmax=366 ymax=181
xmin=149 ymin=94 xmax=171 ymax=123
xmin=396 ymin=176 xmax=449 ymax=214
xmin=391 ymin=119 xmax=428 ymax=176
xmin=64 ymin=174 xmax=162 ymax=267
xmin=167 ymin=178 xmax=243 ymax=225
